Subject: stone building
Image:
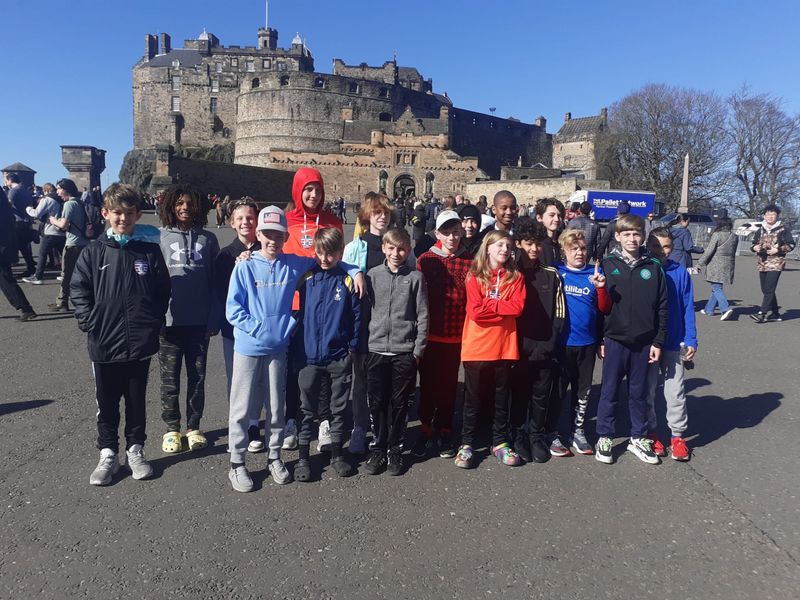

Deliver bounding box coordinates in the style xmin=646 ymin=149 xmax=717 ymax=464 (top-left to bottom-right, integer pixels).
xmin=551 ymin=109 xmax=608 ymax=180
xmin=128 ymin=26 xmax=554 ymax=200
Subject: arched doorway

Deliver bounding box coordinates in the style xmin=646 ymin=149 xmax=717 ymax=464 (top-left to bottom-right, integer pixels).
xmin=393 ymin=174 xmax=416 ymax=199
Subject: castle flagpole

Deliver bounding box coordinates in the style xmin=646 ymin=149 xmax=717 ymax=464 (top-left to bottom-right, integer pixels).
xmin=266 ymin=0 xmax=269 ymax=29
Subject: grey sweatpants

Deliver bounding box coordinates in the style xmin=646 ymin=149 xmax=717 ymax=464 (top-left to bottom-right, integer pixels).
xmin=228 ymin=351 xmax=286 ymax=463
xmin=224 ymin=337 xmax=265 ymax=429
xmin=645 ymin=349 xmax=688 ymax=437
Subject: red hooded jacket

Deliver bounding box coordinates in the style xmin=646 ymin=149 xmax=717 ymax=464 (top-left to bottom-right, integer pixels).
xmin=284 ymin=167 xmax=342 ymax=257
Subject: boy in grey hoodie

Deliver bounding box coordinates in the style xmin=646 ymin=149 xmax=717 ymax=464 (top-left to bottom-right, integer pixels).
xmin=364 ymin=227 xmax=428 ymax=476
xmin=158 ymin=185 xmax=220 ymax=453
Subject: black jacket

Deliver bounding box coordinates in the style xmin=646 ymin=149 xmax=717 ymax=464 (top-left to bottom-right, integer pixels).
xmin=214 ymin=238 xmax=261 ymax=340
xmin=70 ymin=233 xmax=171 ymax=363
xmin=600 ymin=252 xmax=667 ymax=348
xmin=0 ymin=188 xmax=18 ymax=263
xmin=516 ymin=255 xmax=566 ymax=361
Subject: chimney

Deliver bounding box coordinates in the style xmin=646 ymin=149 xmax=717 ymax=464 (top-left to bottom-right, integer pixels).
xmin=534 ymin=115 xmax=546 ymax=128
xmin=160 ymin=33 xmax=171 ymax=55
xmin=145 ymin=34 xmax=158 ymax=61
xmin=564 ymin=112 xmax=572 ymax=122
xmin=439 ymin=105 xmax=450 ymax=121
xmin=600 ymin=107 xmax=608 ymax=121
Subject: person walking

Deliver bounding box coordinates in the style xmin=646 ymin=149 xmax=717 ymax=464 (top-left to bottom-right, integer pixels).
xmin=0 ymin=187 xmax=36 ymax=320
xmin=670 ymin=214 xmax=703 ymax=268
xmin=750 ymin=204 xmax=795 ymax=323
xmin=23 ymin=183 xmax=65 ymax=285
xmin=696 ymin=217 xmax=737 ymax=321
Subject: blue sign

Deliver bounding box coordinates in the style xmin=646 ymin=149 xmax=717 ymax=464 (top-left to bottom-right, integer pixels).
xmin=586 ymin=190 xmax=656 ymax=221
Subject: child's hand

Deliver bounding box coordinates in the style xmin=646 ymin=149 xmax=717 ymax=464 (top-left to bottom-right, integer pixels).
xmin=589 ymin=261 xmax=606 ymax=288
xmin=236 ymin=250 xmax=252 ymax=262
xmin=353 ymin=272 xmax=366 ymax=298
xmin=767 ymin=247 xmax=779 ymax=256
xmin=649 ymin=345 xmax=661 ymax=363
xmin=597 ymin=345 xmax=605 ymax=360
xmin=684 ymin=346 xmax=696 ymax=361
xmin=207 ymin=328 xmax=219 ymax=338
xmin=752 ymin=244 xmax=762 ymax=253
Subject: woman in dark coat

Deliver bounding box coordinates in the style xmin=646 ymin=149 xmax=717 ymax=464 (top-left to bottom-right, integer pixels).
xmin=696 ymin=217 xmax=737 ymax=320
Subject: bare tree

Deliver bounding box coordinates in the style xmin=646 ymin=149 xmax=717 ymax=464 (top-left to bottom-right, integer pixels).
xmin=727 ymin=87 xmax=800 ymax=217
xmin=599 ymin=84 xmax=729 ymax=212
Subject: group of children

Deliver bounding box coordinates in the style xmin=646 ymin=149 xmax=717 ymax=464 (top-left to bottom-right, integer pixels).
xmin=72 ymin=177 xmax=698 ymax=491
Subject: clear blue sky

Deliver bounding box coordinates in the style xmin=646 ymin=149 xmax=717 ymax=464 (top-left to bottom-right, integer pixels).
xmin=2 ymin=0 xmax=799 ymax=186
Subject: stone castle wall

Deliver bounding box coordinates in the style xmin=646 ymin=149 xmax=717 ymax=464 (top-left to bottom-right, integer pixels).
xmin=465 ymin=178 xmax=610 ymax=206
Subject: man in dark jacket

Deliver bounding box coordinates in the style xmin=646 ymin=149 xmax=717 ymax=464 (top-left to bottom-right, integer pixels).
xmin=0 ymin=187 xmax=36 ymax=320
xmin=596 ymin=200 xmax=630 ymax=258
xmin=4 ymin=172 xmax=36 ymax=276
xmin=566 ymin=201 xmax=600 ymax=261
xmin=70 ymin=183 xmax=170 ymax=486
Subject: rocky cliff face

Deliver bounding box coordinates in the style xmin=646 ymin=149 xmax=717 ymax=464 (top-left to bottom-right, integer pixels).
xmin=119 ymin=144 xmax=234 ymax=190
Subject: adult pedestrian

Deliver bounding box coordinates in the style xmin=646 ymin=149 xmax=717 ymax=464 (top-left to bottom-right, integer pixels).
xmin=670 ymin=214 xmax=703 ymax=268
xmin=566 ymin=201 xmax=600 ymax=261
xmin=4 ymin=172 xmax=36 ymax=277
xmin=48 ymin=178 xmax=87 ymax=311
xmin=696 ymin=217 xmax=737 ymax=321
xmin=750 ymin=204 xmax=796 ymax=323
xmin=0 ymin=187 xmax=36 ymax=320
xmin=596 ymin=200 xmax=630 ymax=258
xmin=22 ymin=183 xmax=65 ymax=284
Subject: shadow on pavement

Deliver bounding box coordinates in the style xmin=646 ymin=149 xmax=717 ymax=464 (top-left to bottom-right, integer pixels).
xmin=688 ymin=387 xmax=782 ymax=449
xmin=0 ymin=399 xmax=54 ymax=416
xmin=148 ymin=427 xmax=229 ymax=477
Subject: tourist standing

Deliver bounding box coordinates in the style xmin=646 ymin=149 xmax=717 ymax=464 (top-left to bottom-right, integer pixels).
xmin=4 ymin=172 xmax=36 ymax=277
xmin=23 ymin=183 xmax=65 ymax=285
xmin=48 ymin=178 xmax=87 ymax=311
xmin=0 ymin=187 xmax=36 ymax=320
xmin=750 ymin=205 xmax=795 ymax=323
xmin=696 ymin=217 xmax=737 ymax=321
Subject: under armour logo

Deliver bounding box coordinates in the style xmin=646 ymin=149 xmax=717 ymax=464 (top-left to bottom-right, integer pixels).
xmin=170 ymin=242 xmax=204 ymax=263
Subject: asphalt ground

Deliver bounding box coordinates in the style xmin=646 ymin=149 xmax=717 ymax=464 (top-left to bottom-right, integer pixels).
xmin=1 ymin=213 xmax=799 ymax=599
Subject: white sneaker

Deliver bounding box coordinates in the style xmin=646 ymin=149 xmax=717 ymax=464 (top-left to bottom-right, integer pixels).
xmin=627 ymin=437 xmax=660 ymax=465
xmin=126 ymin=444 xmax=154 ymax=480
xmin=21 ymin=276 xmax=43 ymax=285
xmin=282 ymin=418 xmax=298 ymax=450
xmin=89 ymin=449 xmax=120 ymax=486
xmin=720 ymin=309 xmax=734 ymax=321
xmin=228 ymin=465 xmax=254 ymax=492
xmin=268 ymin=458 xmax=292 ymax=484
xmin=349 ymin=425 xmax=367 ymax=454
xmin=317 ymin=419 xmax=332 ymax=452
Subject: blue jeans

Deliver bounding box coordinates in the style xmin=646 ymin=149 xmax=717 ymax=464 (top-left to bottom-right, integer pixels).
xmin=704 ymin=282 xmax=730 ymax=313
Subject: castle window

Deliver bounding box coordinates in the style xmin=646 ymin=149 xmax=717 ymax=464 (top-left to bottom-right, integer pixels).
xmin=215 ymin=62 xmax=222 ymax=73
xmin=210 ymin=97 xmax=218 ymax=113
xmin=246 ymin=60 xmax=255 ymax=72
xmin=349 ymin=82 xmax=360 ymax=94
xmin=277 ymin=62 xmax=287 ymax=71
xmin=378 ymin=87 xmax=389 ymax=98
xmin=172 ymin=59 xmax=180 ymax=68
xmin=314 ymin=77 xmax=326 ymax=89
xmin=171 ymin=96 xmax=181 ymax=112
xmin=263 ymin=59 xmax=271 ymax=69
xmin=251 ymin=78 xmax=260 ymax=89
xmin=231 ymin=58 xmax=238 ymax=68
xmin=378 ymin=112 xmax=391 ymax=122
xmin=211 ymin=80 xmax=220 ymax=92
xmin=280 ymin=75 xmax=290 ymax=86
xmin=171 ymin=76 xmax=181 ymax=91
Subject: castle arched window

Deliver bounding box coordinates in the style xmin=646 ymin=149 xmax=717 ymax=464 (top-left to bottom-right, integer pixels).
xmin=280 ymin=75 xmax=290 ymax=86
xmin=314 ymin=77 xmax=326 ymax=89
xmin=378 ymin=87 xmax=389 ymax=98
xmin=349 ymin=82 xmax=360 ymax=94
xmin=425 ymin=172 xmax=434 ymax=195
xmin=378 ymin=112 xmax=391 ymax=122
xmin=251 ymin=78 xmax=260 ymax=89
xmin=378 ymin=170 xmax=388 ymax=193
xmin=172 ymin=59 xmax=180 ymax=68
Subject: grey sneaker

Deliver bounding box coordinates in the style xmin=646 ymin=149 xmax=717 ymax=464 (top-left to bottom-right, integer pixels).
xmin=281 ymin=418 xmax=297 ymax=450
xmin=317 ymin=419 xmax=332 ymax=452
xmin=571 ymin=430 xmax=593 ymax=455
xmin=126 ymin=444 xmax=153 ymax=480
xmin=549 ymin=435 xmax=572 ymax=457
xmin=89 ymin=449 xmax=120 ymax=486
xmin=228 ymin=465 xmax=254 ymax=493
xmin=627 ymin=437 xmax=660 ymax=465
xmin=21 ymin=276 xmax=43 ymax=285
xmin=268 ymin=458 xmax=293 ymax=484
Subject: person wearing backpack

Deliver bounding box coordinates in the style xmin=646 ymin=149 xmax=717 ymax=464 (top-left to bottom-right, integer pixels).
xmin=48 ymin=178 xmax=88 ymax=311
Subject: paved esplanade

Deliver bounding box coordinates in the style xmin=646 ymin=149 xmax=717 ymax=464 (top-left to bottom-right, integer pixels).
xmin=2 ymin=213 xmax=799 ymax=599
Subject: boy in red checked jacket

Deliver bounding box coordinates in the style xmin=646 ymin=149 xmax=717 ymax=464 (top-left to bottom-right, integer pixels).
xmin=412 ymin=210 xmax=473 ymax=460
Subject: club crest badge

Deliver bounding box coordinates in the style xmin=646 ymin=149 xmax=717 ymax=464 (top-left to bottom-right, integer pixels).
xmin=134 ymin=260 xmax=149 ymax=275
xmin=640 ymin=269 xmax=652 ymax=280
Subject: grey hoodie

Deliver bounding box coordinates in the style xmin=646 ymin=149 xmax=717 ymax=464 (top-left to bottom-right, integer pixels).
xmin=160 ymin=227 xmax=220 ymax=328
xmin=365 ymin=262 xmax=428 ymax=357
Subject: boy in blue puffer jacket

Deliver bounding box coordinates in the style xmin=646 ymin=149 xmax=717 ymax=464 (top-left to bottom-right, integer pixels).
xmin=226 ymin=206 xmax=363 ymax=493
xmin=644 ymin=227 xmax=698 ymax=462
xmin=293 ymin=228 xmax=361 ymax=481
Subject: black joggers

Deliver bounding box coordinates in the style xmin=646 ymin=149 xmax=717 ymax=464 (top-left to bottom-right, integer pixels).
xmin=93 ymin=359 xmax=151 ymax=453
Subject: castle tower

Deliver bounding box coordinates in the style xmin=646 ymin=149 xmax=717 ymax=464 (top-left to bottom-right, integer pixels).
xmin=258 ymin=27 xmax=278 ymax=50
xmin=61 ymin=146 xmax=106 ymax=191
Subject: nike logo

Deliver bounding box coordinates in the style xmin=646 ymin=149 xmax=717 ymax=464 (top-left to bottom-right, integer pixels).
xmin=99 ymin=264 xmax=110 ymax=271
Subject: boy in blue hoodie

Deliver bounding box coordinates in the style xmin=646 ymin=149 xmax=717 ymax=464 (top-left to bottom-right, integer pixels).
xmin=644 ymin=227 xmax=698 ymax=462
xmin=294 ymin=228 xmax=361 ymax=481
xmin=226 ymin=206 xmax=364 ymax=492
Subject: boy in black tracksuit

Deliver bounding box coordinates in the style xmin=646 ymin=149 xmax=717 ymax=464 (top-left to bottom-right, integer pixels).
xmin=70 ymin=184 xmax=171 ymax=486
xmin=510 ymin=217 xmax=566 ymax=463
xmin=595 ymin=214 xmax=667 ymax=465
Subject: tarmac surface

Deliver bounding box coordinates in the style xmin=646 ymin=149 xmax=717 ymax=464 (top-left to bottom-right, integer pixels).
xmin=1 ymin=213 xmax=799 ymax=599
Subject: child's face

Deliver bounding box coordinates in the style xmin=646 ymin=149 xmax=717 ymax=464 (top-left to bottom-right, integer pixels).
xmin=301 ymin=182 xmax=324 ymax=211
xmin=537 ymin=205 xmax=562 ymax=234
xmin=174 ymin=194 xmax=194 ymax=226
xmin=649 ymin=235 xmax=673 ymax=260
xmin=369 ymin=209 xmax=390 ymax=234
xmin=256 ymin=229 xmax=286 ymax=259
xmin=435 ymin=222 xmax=463 ymax=254
xmin=493 ymin=197 xmax=518 ymax=228
xmin=487 ymin=237 xmax=513 ymax=268
xmin=315 ymin=247 xmax=343 ymax=270
xmin=515 ymin=239 xmax=541 ymax=262
xmin=563 ymin=241 xmax=587 ymax=268
xmin=230 ymin=206 xmax=257 ymax=242
xmin=102 ymin=205 xmax=141 ymax=236
xmin=461 ymin=217 xmax=478 ymax=238
xmin=615 ymin=229 xmax=644 ymax=256
xmin=382 ymin=241 xmax=409 ymax=270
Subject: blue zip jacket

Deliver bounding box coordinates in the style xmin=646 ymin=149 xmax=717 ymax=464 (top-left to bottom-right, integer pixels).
xmin=662 ymin=258 xmax=698 ymax=351
xmin=227 ymin=252 xmax=360 ymax=356
xmin=295 ymin=265 xmax=362 ymax=365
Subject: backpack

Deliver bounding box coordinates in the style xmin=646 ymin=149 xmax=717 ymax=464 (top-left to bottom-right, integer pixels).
xmin=83 ymin=202 xmax=104 ymax=240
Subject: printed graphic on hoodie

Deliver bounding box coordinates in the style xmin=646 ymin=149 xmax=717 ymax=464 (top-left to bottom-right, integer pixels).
xmin=169 ymin=241 xmax=204 ymax=266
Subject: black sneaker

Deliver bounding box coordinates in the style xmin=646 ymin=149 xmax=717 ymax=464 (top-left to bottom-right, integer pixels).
xmin=438 ymin=433 xmax=457 ymax=458
xmin=410 ymin=434 xmax=434 ymax=458
xmin=364 ymin=449 xmax=387 ymax=475
xmin=18 ymin=309 xmax=37 ymax=322
xmin=386 ymin=449 xmax=403 ymax=476
xmin=529 ymin=437 xmax=551 ymax=463
xmin=514 ymin=434 xmax=532 ymax=463
xmin=767 ymin=312 xmax=783 ymax=322
xmin=750 ymin=312 xmax=766 ymax=323
xmin=47 ymin=302 xmax=70 ymax=312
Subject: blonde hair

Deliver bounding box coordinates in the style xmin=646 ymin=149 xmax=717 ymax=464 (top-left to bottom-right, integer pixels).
xmin=558 ymin=228 xmax=586 ymax=249
xmin=313 ymin=227 xmax=345 ymax=254
xmin=382 ymin=226 xmax=411 ymax=249
xmin=469 ymin=229 xmax=519 ymax=287
xmin=358 ymin=192 xmax=395 ymax=230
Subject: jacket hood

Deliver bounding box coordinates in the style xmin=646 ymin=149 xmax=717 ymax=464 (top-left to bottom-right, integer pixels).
xmin=291 ymin=167 xmax=325 ymax=214
xmin=661 ymin=258 xmax=680 ymax=271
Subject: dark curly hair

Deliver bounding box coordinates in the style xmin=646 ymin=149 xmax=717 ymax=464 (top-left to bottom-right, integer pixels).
xmin=513 ymin=216 xmax=548 ymax=243
xmin=159 ymin=184 xmax=208 ymax=229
